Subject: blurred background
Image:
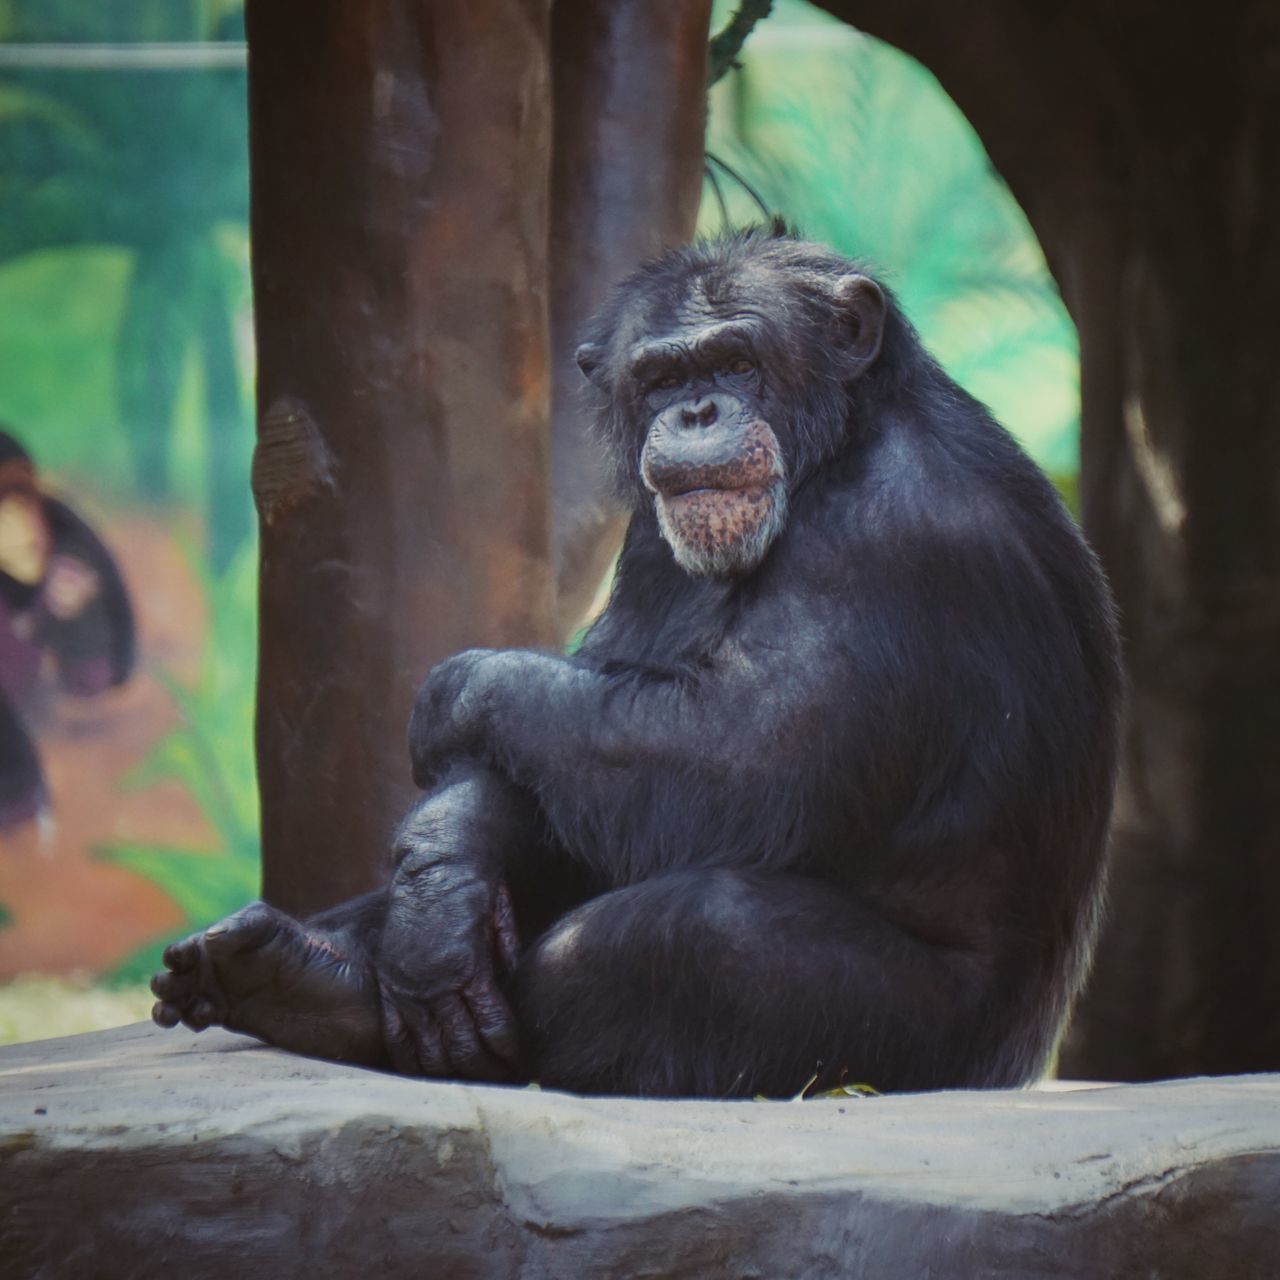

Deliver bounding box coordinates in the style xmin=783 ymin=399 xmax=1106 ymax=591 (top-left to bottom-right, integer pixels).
xmin=0 ymin=0 xmax=1076 ymax=1038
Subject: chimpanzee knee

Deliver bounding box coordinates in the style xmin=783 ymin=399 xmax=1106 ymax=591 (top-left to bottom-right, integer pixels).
xmin=514 ymin=868 xmax=982 ymax=1098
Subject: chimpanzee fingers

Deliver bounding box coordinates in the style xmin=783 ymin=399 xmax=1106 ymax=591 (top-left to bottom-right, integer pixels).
xmin=380 ymin=988 xmax=451 ymax=1077
xmin=434 ymin=991 xmax=509 ymax=1082
xmin=463 ymin=980 xmax=520 ymax=1070
xmin=408 ymin=651 xmax=496 ymax=787
xmin=379 ymin=994 xmax=419 ymax=1075
xmin=493 ymin=882 xmax=520 ymax=979
xmin=404 ymin=1003 xmax=451 ymax=1077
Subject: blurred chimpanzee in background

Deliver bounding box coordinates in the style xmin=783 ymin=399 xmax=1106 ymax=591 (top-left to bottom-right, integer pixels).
xmin=0 ymin=430 xmax=134 ymax=829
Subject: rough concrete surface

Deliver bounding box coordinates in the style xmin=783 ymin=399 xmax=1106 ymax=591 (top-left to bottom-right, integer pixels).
xmin=1 ymin=1023 xmax=1277 ymax=1278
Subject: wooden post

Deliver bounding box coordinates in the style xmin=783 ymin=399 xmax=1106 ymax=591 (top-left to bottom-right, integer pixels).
xmin=548 ymin=0 xmax=713 ymax=632
xmin=245 ymin=2 xmax=554 ymax=917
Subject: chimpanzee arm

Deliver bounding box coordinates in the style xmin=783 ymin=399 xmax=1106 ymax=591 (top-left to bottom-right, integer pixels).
xmin=408 ymin=600 xmax=860 ymax=874
xmin=408 ymin=517 xmax=1085 ymax=884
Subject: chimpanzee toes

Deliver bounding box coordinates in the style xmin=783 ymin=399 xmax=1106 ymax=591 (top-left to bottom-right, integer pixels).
xmin=153 ymin=899 xmax=383 ymax=1066
xmin=151 ymin=967 xmax=191 ymax=1004
xmin=151 ymin=905 xmax=287 ymax=1038
xmin=150 ymin=964 xmax=204 ymax=1030
xmin=152 ymin=1001 xmax=181 ymax=1029
xmin=181 ymin=998 xmax=219 ymax=1032
xmin=201 ymin=900 xmax=286 ymax=960
xmin=161 ymin=933 xmax=202 ymax=974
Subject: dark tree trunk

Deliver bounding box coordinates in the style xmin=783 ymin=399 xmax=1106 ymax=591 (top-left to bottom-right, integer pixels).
xmin=246 ymin=1 xmax=554 ymax=918
xmin=816 ymin=1 xmax=1280 ymax=1076
xmin=548 ymin=0 xmax=712 ymax=634
xmin=1063 ymin=8 xmax=1280 ymax=1079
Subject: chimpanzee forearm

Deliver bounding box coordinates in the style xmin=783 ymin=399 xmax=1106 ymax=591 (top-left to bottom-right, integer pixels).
xmin=390 ymin=759 xmax=540 ymax=882
xmin=410 ymin=646 xmax=835 ymax=872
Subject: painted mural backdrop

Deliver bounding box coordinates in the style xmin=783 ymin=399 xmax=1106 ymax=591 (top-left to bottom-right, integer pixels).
xmin=0 ymin=1 xmax=257 ymax=984
xmin=0 ymin=0 xmax=1078 ymax=987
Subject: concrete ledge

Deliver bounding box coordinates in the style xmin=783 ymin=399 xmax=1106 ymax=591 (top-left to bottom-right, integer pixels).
xmin=2 ymin=1023 xmax=1278 ymax=1278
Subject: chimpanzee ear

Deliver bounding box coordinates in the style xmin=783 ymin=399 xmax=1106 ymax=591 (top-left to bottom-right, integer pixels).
xmin=575 ymin=341 xmax=606 ymax=387
xmin=832 ymin=274 xmax=886 ymax=370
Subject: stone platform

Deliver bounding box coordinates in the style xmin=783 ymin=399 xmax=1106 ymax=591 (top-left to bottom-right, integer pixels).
xmin=1 ymin=1023 xmax=1278 ymax=1278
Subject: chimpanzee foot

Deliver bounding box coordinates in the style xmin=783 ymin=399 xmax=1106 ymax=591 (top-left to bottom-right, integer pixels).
xmin=151 ymin=901 xmax=385 ymax=1067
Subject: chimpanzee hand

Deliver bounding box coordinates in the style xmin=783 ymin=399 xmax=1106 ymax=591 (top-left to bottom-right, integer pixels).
xmin=44 ymin=553 xmax=101 ymax=621
xmin=376 ymin=853 xmax=521 ymax=1081
xmin=409 ymin=648 xmax=498 ymax=787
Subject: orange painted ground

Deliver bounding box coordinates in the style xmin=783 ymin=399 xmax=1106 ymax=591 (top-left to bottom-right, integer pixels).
xmin=0 ymin=510 xmax=218 ymax=978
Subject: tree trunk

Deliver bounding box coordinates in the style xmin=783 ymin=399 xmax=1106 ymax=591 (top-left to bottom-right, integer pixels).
xmin=246 ymin=1 xmax=554 ymax=918
xmin=815 ymin=1 xmax=1280 ymax=1076
xmin=548 ymin=0 xmax=712 ymax=634
xmin=1062 ymin=8 xmax=1280 ymax=1078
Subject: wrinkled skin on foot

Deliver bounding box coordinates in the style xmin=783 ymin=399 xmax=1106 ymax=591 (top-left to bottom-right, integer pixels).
xmin=151 ymin=765 xmax=530 ymax=1081
xmin=151 ymin=900 xmax=385 ymax=1066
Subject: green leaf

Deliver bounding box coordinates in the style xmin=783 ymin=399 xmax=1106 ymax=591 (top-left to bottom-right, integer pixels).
xmin=94 ymin=842 xmax=258 ymax=926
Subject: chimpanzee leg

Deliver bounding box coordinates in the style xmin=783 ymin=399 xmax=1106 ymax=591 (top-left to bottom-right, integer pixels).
xmin=515 ymin=868 xmax=1003 ymax=1098
xmin=152 ymin=763 xmax=542 ymax=1069
xmin=151 ymin=891 xmax=389 ymax=1065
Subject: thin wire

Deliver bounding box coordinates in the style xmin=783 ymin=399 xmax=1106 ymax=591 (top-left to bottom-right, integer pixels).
xmin=704 ymin=161 xmax=731 ymax=231
xmin=705 ymin=151 xmax=773 ymax=222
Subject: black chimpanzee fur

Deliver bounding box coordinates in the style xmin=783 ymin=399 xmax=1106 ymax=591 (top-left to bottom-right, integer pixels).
xmin=153 ymin=230 xmax=1121 ymax=1099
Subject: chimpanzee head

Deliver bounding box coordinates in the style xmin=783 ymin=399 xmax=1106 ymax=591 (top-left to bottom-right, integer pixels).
xmin=576 ymin=230 xmax=889 ymax=576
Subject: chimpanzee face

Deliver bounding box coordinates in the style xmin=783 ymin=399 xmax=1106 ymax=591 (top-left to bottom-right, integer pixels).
xmin=577 ymin=253 xmax=887 ymax=578
xmin=0 ymin=491 xmax=51 ymax=586
xmin=624 ymin=320 xmax=787 ymax=577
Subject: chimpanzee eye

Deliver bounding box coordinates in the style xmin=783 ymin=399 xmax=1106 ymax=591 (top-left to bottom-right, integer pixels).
xmin=728 ymin=357 xmax=755 ymax=376
xmin=653 ymin=374 xmax=682 ymax=391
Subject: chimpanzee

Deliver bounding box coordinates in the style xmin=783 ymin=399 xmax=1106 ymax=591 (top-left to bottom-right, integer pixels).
xmin=0 ymin=431 xmax=135 ymax=828
xmin=153 ymin=230 xmax=1121 ymax=1098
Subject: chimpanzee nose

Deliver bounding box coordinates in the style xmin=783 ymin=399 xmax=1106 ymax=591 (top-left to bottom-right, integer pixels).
xmin=681 ymin=398 xmax=718 ymax=428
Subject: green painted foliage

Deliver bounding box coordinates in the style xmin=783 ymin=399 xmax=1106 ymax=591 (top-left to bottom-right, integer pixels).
xmin=97 ymin=540 xmax=260 ymax=984
xmin=0 ymin=1 xmax=253 ymax=565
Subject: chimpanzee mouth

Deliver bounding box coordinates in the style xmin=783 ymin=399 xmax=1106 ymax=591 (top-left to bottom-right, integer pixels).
xmin=655 ymin=479 xmax=788 ymax=576
xmin=666 ymin=483 xmax=770 ymax=501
